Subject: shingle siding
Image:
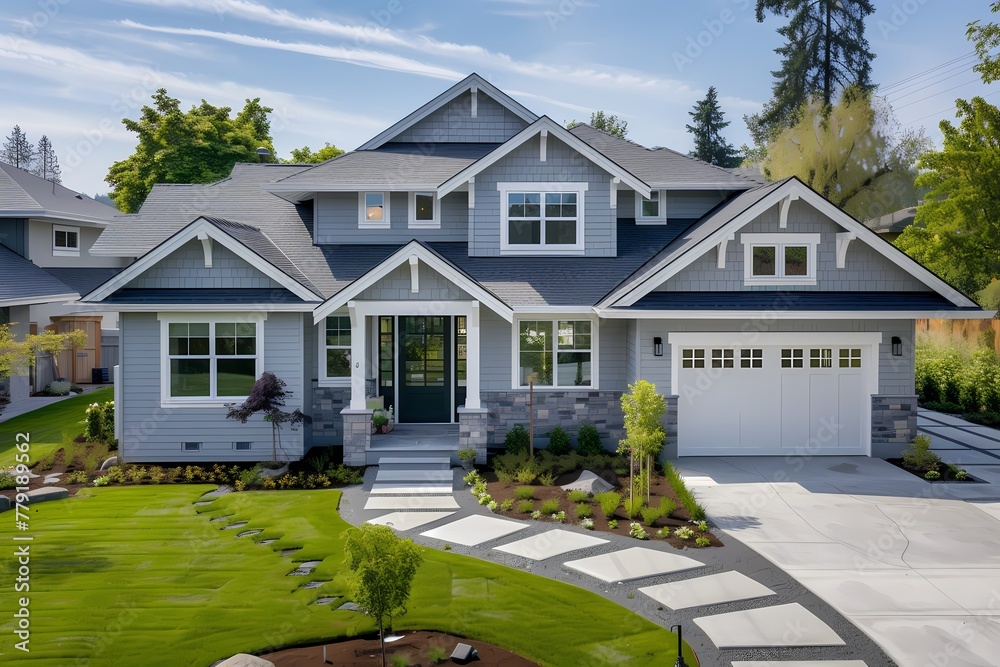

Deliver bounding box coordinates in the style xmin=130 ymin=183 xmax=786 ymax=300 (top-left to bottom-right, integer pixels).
xmin=599 ymin=318 xmax=628 ymax=392
xmin=389 ymin=90 xmax=528 ymax=144
xmin=126 ymin=241 xmax=281 ymax=290
xmin=616 ymin=190 xmax=726 ymax=221
xmin=656 ymin=200 xmax=927 ymax=292
xmin=314 ymin=191 xmax=469 ymax=244
xmin=480 ymin=308 xmax=512 ymax=391
xmin=358 ymin=262 xmax=472 ymax=301
xmin=470 ymin=135 xmax=615 ymax=257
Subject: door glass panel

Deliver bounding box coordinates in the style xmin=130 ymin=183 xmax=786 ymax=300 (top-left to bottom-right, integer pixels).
xmin=456 ymin=316 xmax=467 ymax=388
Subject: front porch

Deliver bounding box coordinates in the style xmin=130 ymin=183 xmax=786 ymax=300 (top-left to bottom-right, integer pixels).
xmin=363 ymin=423 xmax=461 ymax=466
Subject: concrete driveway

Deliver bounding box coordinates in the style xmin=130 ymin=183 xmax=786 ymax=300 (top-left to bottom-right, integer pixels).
xmin=678 ymin=450 xmax=1000 ymax=667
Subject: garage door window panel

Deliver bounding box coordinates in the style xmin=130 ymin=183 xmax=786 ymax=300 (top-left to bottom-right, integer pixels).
xmin=781 ymin=348 xmax=804 ymax=368
xmin=740 ymin=348 xmax=763 ymax=368
xmin=839 ymin=348 xmax=862 ymax=368
xmin=811 ymin=348 xmax=832 ymax=368
xmin=682 ymin=349 xmax=705 ymax=369
xmin=711 ymin=349 xmax=734 ymax=369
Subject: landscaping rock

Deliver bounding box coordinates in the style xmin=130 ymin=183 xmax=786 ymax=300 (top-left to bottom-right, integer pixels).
xmin=43 ymin=476 xmax=62 ymax=485
xmin=213 ymin=654 xmax=275 ymax=667
xmin=99 ymin=456 xmax=119 ymax=471
xmin=561 ymin=470 xmax=614 ymax=495
xmin=24 ymin=487 xmax=69 ymax=504
xmin=0 ymin=496 xmax=10 ymax=513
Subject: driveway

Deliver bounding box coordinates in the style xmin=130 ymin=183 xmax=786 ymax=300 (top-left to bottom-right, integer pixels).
xmin=679 ymin=426 xmax=1000 ymax=667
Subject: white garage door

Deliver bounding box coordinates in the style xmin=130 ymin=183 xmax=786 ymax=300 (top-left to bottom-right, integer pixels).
xmin=670 ymin=333 xmax=879 ymax=457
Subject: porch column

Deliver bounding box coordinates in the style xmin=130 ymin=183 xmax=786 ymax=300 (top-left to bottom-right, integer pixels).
xmin=348 ymin=301 xmax=367 ymax=410
xmin=465 ymin=301 xmax=481 ymax=409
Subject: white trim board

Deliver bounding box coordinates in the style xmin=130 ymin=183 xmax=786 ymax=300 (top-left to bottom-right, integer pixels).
xmin=596 ymin=308 xmax=994 ymax=320
xmin=0 ymin=293 xmax=80 ymax=308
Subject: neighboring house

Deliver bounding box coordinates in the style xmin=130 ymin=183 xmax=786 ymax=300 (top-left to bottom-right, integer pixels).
xmin=82 ymin=74 xmax=990 ymax=465
xmin=865 ymin=206 xmax=917 ymax=242
xmin=0 ymin=162 xmax=126 ymax=407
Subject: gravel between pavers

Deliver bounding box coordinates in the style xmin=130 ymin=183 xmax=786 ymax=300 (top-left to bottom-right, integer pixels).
xmin=339 ymin=469 xmax=897 ymax=666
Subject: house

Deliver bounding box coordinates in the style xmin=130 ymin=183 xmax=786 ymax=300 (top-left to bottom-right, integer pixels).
xmin=0 ymin=162 xmax=125 ymax=411
xmin=865 ymin=206 xmax=917 ymax=242
xmin=82 ymin=74 xmax=990 ymax=465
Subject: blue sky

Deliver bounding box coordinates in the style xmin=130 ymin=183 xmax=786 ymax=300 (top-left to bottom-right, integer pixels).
xmin=0 ymin=0 xmax=997 ymax=197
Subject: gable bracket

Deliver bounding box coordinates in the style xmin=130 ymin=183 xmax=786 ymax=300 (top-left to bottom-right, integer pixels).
xmin=539 ymin=128 xmax=548 ymax=162
xmin=717 ymin=233 xmax=735 ymax=269
xmin=778 ymin=193 xmax=800 ymax=229
xmin=470 ymin=85 xmax=478 ymax=118
xmin=468 ymin=177 xmax=475 ymax=209
xmin=409 ymin=255 xmax=420 ymax=294
xmin=836 ymin=232 xmax=856 ymax=269
xmin=610 ymin=177 xmax=620 ymax=210
xmin=196 ymin=231 xmax=213 ymax=268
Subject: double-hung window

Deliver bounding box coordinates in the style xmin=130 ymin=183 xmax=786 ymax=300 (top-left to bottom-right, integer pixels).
xmin=323 ymin=315 xmax=351 ymax=382
xmin=359 ymin=191 xmax=389 ymax=228
xmin=163 ymin=317 xmax=260 ymax=403
xmin=741 ymin=233 xmax=820 ymax=286
xmin=636 ymin=190 xmax=665 ymax=223
xmin=499 ymin=183 xmax=586 ymax=254
xmin=409 ymin=192 xmax=438 ymax=228
xmin=52 ymin=224 xmax=80 ymax=256
xmin=517 ymin=319 xmax=594 ymax=387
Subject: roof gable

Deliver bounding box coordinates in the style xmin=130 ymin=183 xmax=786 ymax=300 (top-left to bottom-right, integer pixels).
xmin=0 ymin=245 xmax=78 ymax=307
xmin=0 ymin=162 xmax=117 ymax=224
xmin=357 ymin=74 xmax=538 ymax=150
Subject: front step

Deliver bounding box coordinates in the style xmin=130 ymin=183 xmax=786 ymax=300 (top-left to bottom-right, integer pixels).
xmin=375 ymin=469 xmax=453 ymax=484
xmin=377 ymin=456 xmax=452 ymax=471
xmin=367 ymin=448 xmax=457 ymax=466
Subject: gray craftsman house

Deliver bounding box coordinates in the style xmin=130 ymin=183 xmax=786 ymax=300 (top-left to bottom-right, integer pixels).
xmin=84 ymin=74 xmax=989 ymax=465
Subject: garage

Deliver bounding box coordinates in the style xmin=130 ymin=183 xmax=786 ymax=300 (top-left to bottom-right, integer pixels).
xmin=669 ymin=333 xmax=880 ymax=457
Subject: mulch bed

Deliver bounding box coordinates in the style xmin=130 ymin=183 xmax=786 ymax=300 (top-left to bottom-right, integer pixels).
xmin=1 ymin=445 xmax=98 ymax=501
xmin=259 ymin=630 xmax=540 ymax=666
xmin=482 ymin=469 xmax=723 ymax=549
xmin=886 ymin=458 xmax=980 ymax=482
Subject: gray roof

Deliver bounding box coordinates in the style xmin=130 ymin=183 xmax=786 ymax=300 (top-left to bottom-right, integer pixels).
xmin=568 ymin=125 xmax=759 ymax=190
xmin=43 ymin=267 xmax=123 ymax=295
xmin=0 ymin=245 xmax=78 ymax=305
xmin=622 ymin=291 xmax=978 ymax=312
xmin=866 ymin=207 xmax=916 ymax=234
xmin=102 ymin=288 xmax=304 ymax=305
xmin=0 ymin=161 xmax=118 ymax=223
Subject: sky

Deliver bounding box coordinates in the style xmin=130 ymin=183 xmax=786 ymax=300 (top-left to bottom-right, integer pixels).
xmin=0 ymin=0 xmax=997 ymax=197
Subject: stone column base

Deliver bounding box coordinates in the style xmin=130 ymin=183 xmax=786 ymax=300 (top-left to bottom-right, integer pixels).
xmin=871 ymin=394 xmax=918 ymax=459
xmin=458 ymin=407 xmax=489 ymax=464
xmin=341 ymin=408 xmax=373 ymax=467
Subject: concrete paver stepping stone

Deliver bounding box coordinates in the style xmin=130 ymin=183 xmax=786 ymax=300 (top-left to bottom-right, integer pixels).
xmin=314 ymin=597 xmax=338 ymax=605
xmin=23 ymin=487 xmax=68 ymax=504
xmin=336 ymin=602 xmax=360 ymax=612
xmin=375 ymin=469 xmax=453 ymax=483
xmin=223 ymin=521 xmax=248 ymax=530
xmin=236 ymin=529 xmax=262 ymax=538
xmin=638 ymin=571 xmax=775 ymax=610
xmin=369 ymin=482 xmax=453 ymax=495
xmin=695 ymin=603 xmax=845 ymax=648
xmin=364 ymin=496 xmax=460 ymax=510
xmin=365 ymin=511 xmax=454 ymax=531
xmin=288 ymin=560 xmax=321 ymax=576
xmin=732 ymin=662 xmax=869 ymax=666
xmin=493 ymin=529 xmax=608 ymax=560
xmin=420 ymin=515 xmax=528 ymax=546
xmin=563 ymin=547 xmax=704 ymax=583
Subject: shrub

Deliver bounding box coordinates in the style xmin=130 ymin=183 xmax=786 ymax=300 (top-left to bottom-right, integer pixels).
xmin=546 ymin=426 xmax=572 ymax=455
xmin=594 ymin=491 xmax=621 ymax=518
xmin=640 ymin=505 xmax=664 ymax=526
xmin=427 ymin=646 xmax=449 ymax=664
xmin=659 ymin=496 xmax=678 ymax=517
xmin=239 ymin=465 xmax=263 ymax=489
xmin=492 ymin=451 xmax=529 ymax=483
xmin=551 ymin=510 xmax=566 ymax=523
xmin=567 ymin=489 xmax=590 ymax=503
xmin=695 ymin=536 xmax=711 ymax=547
xmin=902 ymin=434 xmax=941 ymax=472
xmin=306 ymin=448 xmax=332 ymax=474
xmin=956 ymin=469 xmax=971 ymax=481
xmin=126 ymin=466 xmax=146 ymax=484
xmin=149 ymin=466 xmax=165 ymax=484
xmin=92 ymin=475 xmax=110 ymax=487
xmin=537 ymin=471 xmax=556 ymax=486
xmin=576 ymin=424 xmax=604 ymax=456
xmin=0 ymin=472 xmax=17 ymax=490
xmin=389 ymin=655 xmax=409 ymax=667
xmin=64 ymin=470 xmax=87 ymax=484
xmin=514 ymin=486 xmax=535 ymax=500
xmin=539 ymin=499 xmax=561 ymax=515
xmin=478 ymin=493 xmax=492 ymax=506
xmin=82 ymin=444 xmax=109 ymax=474
xmin=580 ymin=517 xmax=594 ymax=530
xmin=663 ymin=461 xmax=707 ymax=521
xmin=45 ymin=380 xmax=71 ymax=396
xmin=35 ymin=452 xmax=55 ymax=471
xmin=531 ymin=510 xmax=543 ymax=520
xmin=463 ymin=470 xmax=482 ymax=486
xmin=106 ymin=466 xmax=126 ymax=484
xmin=697 ymin=520 xmax=709 ymax=532
xmin=673 ymin=526 xmax=694 ymax=540
xmin=514 ymin=464 xmax=537 ymax=485
xmin=504 ymin=424 xmax=530 ymax=455
xmin=607 ymin=519 xmax=618 ymax=530
xmin=488 ymin=500 xmax=498 ymax=512
xmin=328 ymin=464 xmax=365 ymax=486
xmin=623 ymin=496 xmax=644 ymax=520
xmin=576 ymin=503 xmax=593 ymax=519
xmin=84 ymin=400 xmax=116 ymax=446
xmin=499 ymin=498 xmax=514 ymax=512
xmin=629 ymin=522 xmax=648 ymax=540
xmin=517 ymin=500 xmax=534 ymax=514
xmin=925 ymin=470 xmax=941 ymax=480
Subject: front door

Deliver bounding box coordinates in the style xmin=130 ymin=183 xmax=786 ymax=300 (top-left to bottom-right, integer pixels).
xmin=397 ymin=316 xmax=451 ymax=423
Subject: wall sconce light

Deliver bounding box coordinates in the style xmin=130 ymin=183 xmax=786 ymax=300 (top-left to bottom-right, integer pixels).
xmin=653 ymin=337 xmax=663 ymax=357
xmin=891 ymin=336 xmax=902 ymax=357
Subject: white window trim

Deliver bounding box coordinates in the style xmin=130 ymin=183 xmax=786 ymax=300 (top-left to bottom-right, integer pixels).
xmin=358 ymin=191 xmax=390 ymax=229
xmin=510 ymin=315 xmax=599 ymax=390
xmin=318 ymin=314 xmax=352 ymax=387
xmin=158 ymin=312 xmax=265 ymax=408
xmin=52 ymin=224 xmax=80 ymax=257
xmin=498 ymin=182 xmax=587 ymax=255
xmin=635 ymin=189 xmax=666 ymax=224
xmin=408 ymin=191 xmax=440 ymax=229
xmin=741 ymin=233 xmax=820 ymax=286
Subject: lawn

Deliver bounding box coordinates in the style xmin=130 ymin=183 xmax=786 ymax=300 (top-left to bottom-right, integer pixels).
xmin=0 ymin=486 xmax=693 ymax=666
xmin=0 ymin=388 xmax=113 ymax=467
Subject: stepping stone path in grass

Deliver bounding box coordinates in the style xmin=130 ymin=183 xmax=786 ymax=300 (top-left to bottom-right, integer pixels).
xmin=336 ymin=602 xmax=360 ymax=612
xmin=259 ymin=539 xmax=276 ymax=546
xmin=302 ymin=581 xmax=328 ymax=590
xmin=313 ymin=597 xmax=338 ymax=606
xmin=223 ymin=521 xmax=248 ymax=530
xmin=280 ymin=547 xmax=301 ymax=556
xmin=236 ymin=529 xmax=262 ymax=538
xmin=288 ymin=560 xmax=321 ymax=576
xmin=210 ymin=516 xmax=230 ymax=523
xmin=193 ymin=501 xmax=214 ymax=506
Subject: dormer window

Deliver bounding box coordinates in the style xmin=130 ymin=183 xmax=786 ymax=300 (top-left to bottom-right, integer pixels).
xmin=636 ymin=190 xmax=665 ymax=224
xmin=53 ymin=224 xmax=80 ymax=256
xmin=409 ymin=192 xmax=439 ymax=229
xmin=741 ymin=233 xmax=819 ymax=286
xmin=359 ymin=192 xmax=389 ymax=229
xmin=498 ymin=182 xmax=586 ymax=255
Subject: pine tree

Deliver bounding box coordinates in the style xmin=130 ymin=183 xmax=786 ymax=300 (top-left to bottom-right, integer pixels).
xmin=33 ymin=135 xmax=61 ymax=184
xmin=2 ymin=125 xmax=35 ymax=170
xmin=686 ymin=87 xmax=742 ymax=168
xmin=748 ymin=0 xmax=876 ymax=142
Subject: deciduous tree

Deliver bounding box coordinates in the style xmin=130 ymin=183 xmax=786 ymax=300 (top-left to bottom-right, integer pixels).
xmin=969 ymin=1 xmax=1000 ymax=83
xmin=0 ymin=324 xmax=87 ymax=414
xmin=686 ymin=86 xmax=742 ymax=167
xmin=618 ymin=380 xmax=666 ymax=506
xmin=283 ymin=142 xmax=344 ymax=164
xmin=225 ymin=372 xmax=305 ymax=463
xmin=568 ymin=111 xmax=628 ymax=138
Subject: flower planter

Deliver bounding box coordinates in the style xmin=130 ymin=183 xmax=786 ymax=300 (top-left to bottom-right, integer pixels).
xmin=460 ymin=458 xmax=475 ymax=472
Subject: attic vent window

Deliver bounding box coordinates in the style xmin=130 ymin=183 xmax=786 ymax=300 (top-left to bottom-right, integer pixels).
xmin=53 ymin=224 xmax=80 ymax=256
xmin=359 ymin=192 xmax=390 ymax=229
xmin=636 ymin=190 xmax=665 ymax=223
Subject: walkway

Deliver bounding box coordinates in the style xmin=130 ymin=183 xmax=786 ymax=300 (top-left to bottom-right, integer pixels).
xmin=0 ymin=384 xmax=108 ymax=423
xmin=340 ymin=457 xmax=894 ymax=666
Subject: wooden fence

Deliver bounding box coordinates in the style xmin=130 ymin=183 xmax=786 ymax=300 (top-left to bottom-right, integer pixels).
xmin=917 ymin=319 xmax=1000 ymax=354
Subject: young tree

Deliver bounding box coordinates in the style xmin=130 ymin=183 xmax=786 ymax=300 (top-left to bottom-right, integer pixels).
xmin=283 ymin=142 xmax=344 ymax=164
xmin=618 ymin=380 xmax=666 ymax=506
xmin=225 ymin=371 xmax=305 ymax=463
xmin=895 ymin=97 xmax=1000 ymax=297
xmin=2 ymin=125 xmax=35 ymax=170
xmin=762 ymin=88 xmax=930 ymax=221
xmin=105 ymin=90 xmax=275 ymax=213
xmin=33 ymin=135 xmax=61 ymax=184
xmin=748 ymin=0 xmax=875 ymax=148
xmin=0 ymin=324 xmax=87 ymax=414
xmin=686 ymin=86 xmax=742 ymax=167
xmin=969 ymin=1 xmax=1000 ymax=83
xmin=341 ymin=524 xmax=423 ymax=667
xmin=568 ymin=111 xmax=629 ymax=138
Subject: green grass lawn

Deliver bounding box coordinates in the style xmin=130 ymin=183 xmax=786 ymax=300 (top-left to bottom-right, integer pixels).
xmin=0 ymin=486 xmax=694 ymax=666
xmin=0 ymin=387 xmax=113 ymax=467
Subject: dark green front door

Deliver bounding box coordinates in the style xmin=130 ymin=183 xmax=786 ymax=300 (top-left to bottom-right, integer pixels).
xmin=398 ymin=316 xmax=451 ymax=423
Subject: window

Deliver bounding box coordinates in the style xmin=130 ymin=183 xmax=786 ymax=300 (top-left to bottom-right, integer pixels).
xmin=741 ymin=234 xmax=820 ymax=285
xmin=499 ymin=183 xmax=586 ymax=254
xmin=636 ymin=190 xmax=665 ymax=223
xmin=359 ymin=191 xmax=389 ymax=228
xmin=810 ymin=348 xmax=832 ymax=368
xmin=324 ymin=316 xmax=352 ymax=381
xmin=409 ymin=191 xmax=438 ymax=228
xmin=234 ymin=441 xmax=252 ymax=451
xmin=781 ymin=348 xmax=804 ymax=368
xmin=52 ymin=224 xmax=80 ymax=256
xmin=839 ymin=348 xmax=862 ymax=368
xmin=163 ymin=318 xmax=260 ymax=403
xmin=517 ymin=319 xmax=594 ymax=387
xmin=711 ymin=349 xmax=734 ymax=368
xmin=182 ymin=442 xmax=201 ymax=452
xmin=682 ymin=348 xmax=705 ymax=369
xmin=740 ymin=348 xmax=763 ymax=368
